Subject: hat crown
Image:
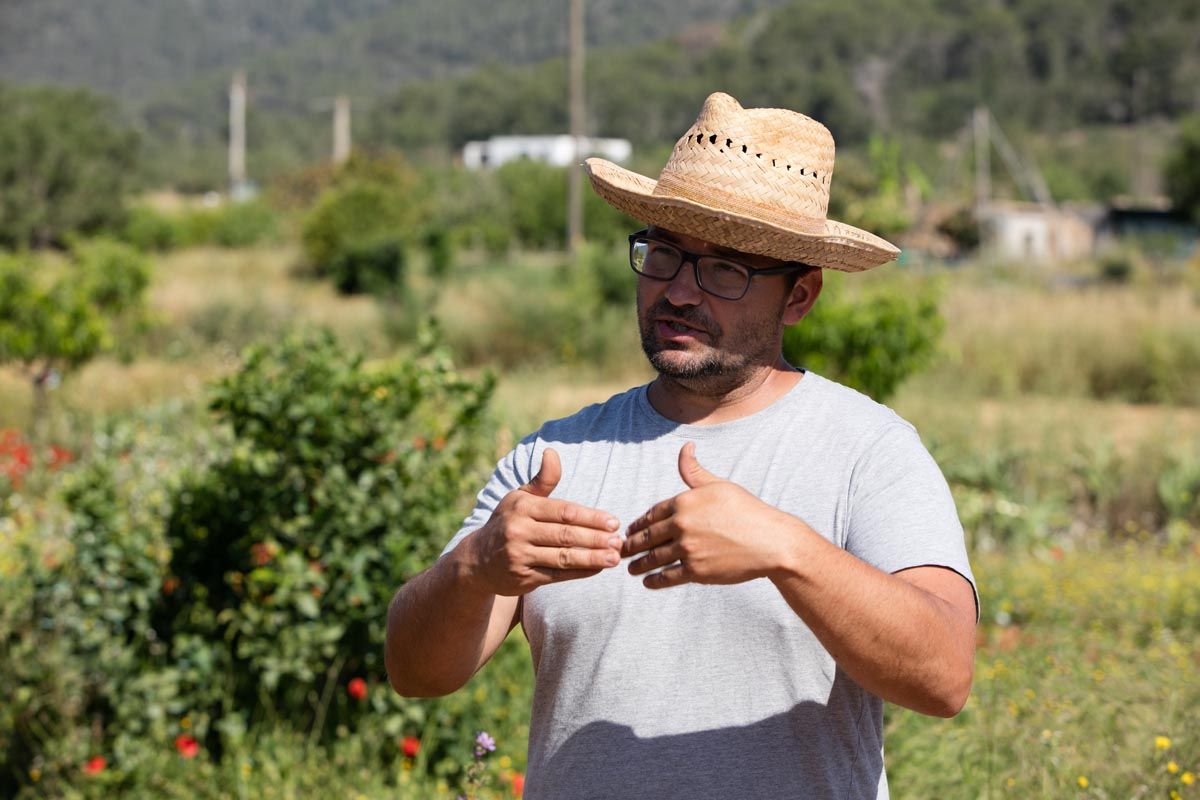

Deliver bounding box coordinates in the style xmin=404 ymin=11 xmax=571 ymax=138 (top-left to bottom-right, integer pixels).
xmin=654 ymin=92 xmax=836 ymax=222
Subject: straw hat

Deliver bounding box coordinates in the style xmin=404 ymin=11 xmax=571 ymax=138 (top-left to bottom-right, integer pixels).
xmin=584 ymin=92 xmax=900 ymax=272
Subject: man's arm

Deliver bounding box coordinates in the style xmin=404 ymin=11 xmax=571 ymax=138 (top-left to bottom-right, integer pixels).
xmin=385 ymin=449 xmax=623 ymax=697
xmin=622 ymin=442 xmax=976 ymax=717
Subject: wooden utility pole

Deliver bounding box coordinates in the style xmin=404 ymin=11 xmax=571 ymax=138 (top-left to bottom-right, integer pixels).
xmin=333 ymin=94 xmax=352 ymax=165
xmin=567 ymin=0 xmax=585 ymax=255
xmin=229 ymin=70 xmax=247 ymax=192
xmin=973 ymin=106 xmax=990 ymax=216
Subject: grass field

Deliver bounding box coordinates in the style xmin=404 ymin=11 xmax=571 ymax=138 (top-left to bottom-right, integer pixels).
xmin=2 ymin=243 xmax=1198 ymax=798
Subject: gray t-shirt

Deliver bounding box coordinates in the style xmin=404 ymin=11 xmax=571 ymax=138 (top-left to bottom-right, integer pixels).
xmin=441 ymin=372 xmax=976 ymax=800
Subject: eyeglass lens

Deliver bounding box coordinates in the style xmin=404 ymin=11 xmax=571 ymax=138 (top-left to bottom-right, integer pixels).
xmin=630 ymin=239 xmax=750 ymax=299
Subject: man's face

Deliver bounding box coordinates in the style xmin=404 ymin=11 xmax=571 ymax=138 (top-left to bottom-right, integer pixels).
xmin=635 ymin=227 xmax=820 ymax=392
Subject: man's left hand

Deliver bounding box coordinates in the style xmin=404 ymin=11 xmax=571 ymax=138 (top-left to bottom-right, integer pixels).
xmin=623 ymin=442 xmax=798 ymax=588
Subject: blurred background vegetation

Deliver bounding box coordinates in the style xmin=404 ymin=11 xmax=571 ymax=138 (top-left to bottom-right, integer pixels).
xmin=1 ymin=0 xmax=1199 ymax=798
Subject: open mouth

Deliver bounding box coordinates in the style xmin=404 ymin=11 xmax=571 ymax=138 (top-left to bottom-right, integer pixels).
xmin=656 ymin=318 xmax=709 ymax=340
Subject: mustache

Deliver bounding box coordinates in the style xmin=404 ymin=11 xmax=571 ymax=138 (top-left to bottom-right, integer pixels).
xmin=645 ymin=299 xmax=721 ymax=337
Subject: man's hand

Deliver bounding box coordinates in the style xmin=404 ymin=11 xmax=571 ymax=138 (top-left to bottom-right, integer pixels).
xmin=623 ymin=442 xmax=794 ymax=589
xmin=463 ymin=448 xmax=622 ymax=596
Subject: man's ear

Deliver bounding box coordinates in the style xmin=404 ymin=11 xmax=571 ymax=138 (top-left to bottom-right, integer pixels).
xmin=782 ymin=268 xmax=822 ymax=326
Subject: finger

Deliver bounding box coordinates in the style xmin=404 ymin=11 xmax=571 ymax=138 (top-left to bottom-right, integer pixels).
xmin=527 ymin=496 xmax=620 ymax=533
xmin=620 ymin=519 xmax=675 ymax=557
xmin=678 ymin=442 xmax=718 ymax=489
xmin=628 ymin=542 xmax=684 ymax=576
xmin=527 ymin=521 xmax=622 ymax=552
xmin=643 ymin=562 xmax=690 ymax=590
xmin=523 ymin=448 xmax=561 ymax=497
xmin=626 ymin=497 xmax=676 ymax=537
xmin=529 ymin=545 xmax=622 ymax=570
xmin=528 ymin=566 xmax=603 ymax=584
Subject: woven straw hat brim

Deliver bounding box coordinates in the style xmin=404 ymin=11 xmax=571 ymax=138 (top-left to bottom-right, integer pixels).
xmin=585 ymin=157 xmax=900 ymax=273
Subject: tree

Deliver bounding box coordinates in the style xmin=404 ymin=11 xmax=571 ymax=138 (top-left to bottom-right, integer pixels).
xmin=0 ymin=241 xmax=150 ymax=435
xmin=1165 ymin=114 xmax=1200 ymax=222
xmin=0 ymin=83 xmax=139 ymax=249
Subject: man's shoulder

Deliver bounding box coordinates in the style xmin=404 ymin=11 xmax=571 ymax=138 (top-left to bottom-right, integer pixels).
xmin=795 ymin=372 xmax=913 ymax=434
xmin=529 ymin=383 xmax=647 ymax=445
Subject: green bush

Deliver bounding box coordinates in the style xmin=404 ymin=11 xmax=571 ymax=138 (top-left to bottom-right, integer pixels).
xmin=121 ymin=206 xmax=184 ymax=252
xmin=782 ymin=277 xmax=944 ymax=401
xmin=329 ymin=235 xmax=407 ymax=296
xmin=301 ymin=180 xmax=423 ymax=294
xmin=159 ymin=327 xmax=497 ymax=751
xmin=210 ymin=201 xmax=278 ymax=248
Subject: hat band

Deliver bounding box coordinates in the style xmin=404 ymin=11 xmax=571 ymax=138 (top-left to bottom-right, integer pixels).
xmin=653 ymin=171 xmax=828 ymax=236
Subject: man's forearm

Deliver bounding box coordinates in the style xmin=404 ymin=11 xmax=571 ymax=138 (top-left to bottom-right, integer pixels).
xmin=385 ymin=542 xmax=504 ymax=698
xmin=768 ymin=516 xmax=976 ymax=717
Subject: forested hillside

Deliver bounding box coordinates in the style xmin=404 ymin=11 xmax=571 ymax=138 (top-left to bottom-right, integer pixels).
xmin=4 ymin=0 xmax=1197 ymax=190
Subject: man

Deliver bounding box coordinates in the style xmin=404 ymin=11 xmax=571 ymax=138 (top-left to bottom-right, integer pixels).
xmin=385 ymin=92 xmax=977 ymax=799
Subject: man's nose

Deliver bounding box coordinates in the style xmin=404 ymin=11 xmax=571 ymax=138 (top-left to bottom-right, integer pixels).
xmin=664 ymin=259 xmax=704 ymax=306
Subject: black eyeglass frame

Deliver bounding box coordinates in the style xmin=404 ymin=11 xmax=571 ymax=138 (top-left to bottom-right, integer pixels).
xmin=627 ymin=229 xmax=813 ymax=301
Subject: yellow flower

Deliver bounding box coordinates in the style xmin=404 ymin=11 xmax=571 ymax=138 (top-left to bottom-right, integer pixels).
xmin=499 ymin=755 xmax=513 ymax=769
xmin=1041 ymin=729 xmax=1053 ymax=741
xmin=241 ymin=762 xmax=252 ymax=777
xmin=1169 ymin=761 xmax=1180 ymax=774
xmin=181 ymin=716 xmax=191 ymax=730
xmin=1006 ymin=778 xmax=1016 ymax=788
xmin=1077 ymin=775 xmax=1089 ymax=789
xmin=29 ymin=768 xmax=41 ymax=782
xmin=1170 ymin=790 xmax=1181 ymax=800
xmin=1183 ymin=772 xmax=1195 ymax=786
xmin=1157 ymin=736 xmax=1173 ymax=750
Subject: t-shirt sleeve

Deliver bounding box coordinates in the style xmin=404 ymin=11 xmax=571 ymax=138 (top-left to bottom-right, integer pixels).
xmin=439 ymin=433 xmax=538 ymax=558
xmin=845 ymin=422 xmax=979 ymax=618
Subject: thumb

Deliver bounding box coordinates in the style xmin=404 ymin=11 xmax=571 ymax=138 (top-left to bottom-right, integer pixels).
xmin=524 ymin=448 xmax=562 ymax=497
xmin=678 ymin=442 xmax=718 ymax=489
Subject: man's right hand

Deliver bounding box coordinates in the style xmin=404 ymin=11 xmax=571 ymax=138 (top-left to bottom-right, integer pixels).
xmin=463 ymin=448 xmax=622 ymax=596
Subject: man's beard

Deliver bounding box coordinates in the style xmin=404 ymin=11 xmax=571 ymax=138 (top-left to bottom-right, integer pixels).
xmin=638 ymin=298 xmax=783 ymax=391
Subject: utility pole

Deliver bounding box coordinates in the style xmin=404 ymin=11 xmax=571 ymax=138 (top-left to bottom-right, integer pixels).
xmin=973 ymin=106 xmax=990 ymax=216
xmin=229 ymin=70 xmax=247 ymax=194
xmin=567 ymin=0 xmax=585 ymax=256
xmin=333 ymin=94 xmax=352 ymax=165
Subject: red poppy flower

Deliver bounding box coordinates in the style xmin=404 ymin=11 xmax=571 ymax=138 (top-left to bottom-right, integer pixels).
xmin=401 ymin=736 xmax=420 ymax=758
xmin=83 ymin=755 xmax=106 ymax=775
xmin=174 ymin=734 xmax=200 ymax=759
xmin=347 ymin=677 xmax=367 ymax=701
xmin=511 ymin=772 xmax=525 ymax=796
xmin=48 ymin=444 xmax=75 ymax=470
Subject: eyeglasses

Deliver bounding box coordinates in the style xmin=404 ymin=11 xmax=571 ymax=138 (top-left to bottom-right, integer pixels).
xmin=627 ymin=230 xmax=811 ymax=301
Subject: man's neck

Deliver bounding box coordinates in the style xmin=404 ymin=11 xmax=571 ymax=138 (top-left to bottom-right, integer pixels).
xmin=646 ymin=358 xmax=804 ymax=425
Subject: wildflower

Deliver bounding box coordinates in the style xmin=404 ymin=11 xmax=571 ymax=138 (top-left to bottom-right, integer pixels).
xmin=1171 ymin=790 xmax=1182 ymax=800
xmin=175 ymin=734 xmax=200 ymax=758
xmin=29 ymin=768 xmax=41 ymax=783
xmin=48 ymin=444 xmax=74 ymax=470
xmin=162 ymin=576 xmax=180 ymax=595
xmin=511 ymin=772 xmax=525 ymax=797
xmin=83 ymin=756 xmax=106 ymax=775
xmin=1183 ymin=772 xmax=1195 ymax=786
xmin=1157 ymin=736 xmax=1173 ymax=750
xmin=1077 ymin=775 xmax=1088 ymax=788
xmin=401 ymin=736 xmax=420 ymax=758
xmin=476 ymin=731 xmax=496 ymax=754
xmin=347 ymin=677 xmax=367 ymax=701
xmin=1169 ymin=761 xmax=1180 ymax=774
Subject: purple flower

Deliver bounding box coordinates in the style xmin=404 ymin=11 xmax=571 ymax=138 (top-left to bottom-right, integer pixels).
xmin=475 ymin=731 xmax=496 ymax=753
